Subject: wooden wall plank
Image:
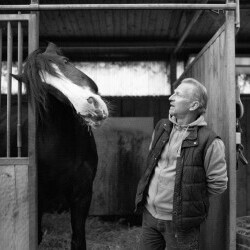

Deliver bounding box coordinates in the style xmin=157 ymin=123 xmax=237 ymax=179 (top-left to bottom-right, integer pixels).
xmin=66 ymin=11 xmax=77 ymax=35
xmin=98 ymin=4 xmax=107 ymax=37
xmin=127 ymin=10 xmax=135 ymax=37
xmin=141 ymin=9 xmax=150 ymax=36
xmin=90 ymin=9 xmax=99 ymax=37
xmin=168 ymin=10 xmax=184 ymax=40
xmin=0 ymin=164 xmax=29 ymax=250
xmin=57 ymin=11 xmax=68 ymax=36
xmin=0 ymin=165 xmax=15 ymax=250
xmin=113 ymin=10 xmax=121 ymax=38
xmin=135 ymin=9 xmax=143 ymax=37
xmin=105 ymin=10 xmax=113 ymax=37
xmin=174 ymin=21 xmax=235 ymax=250
xmin=14 ymin=164 xmax=29 ymax=250
xmin=83 ymin=10 xmax=93 ymax=37
xmin=147 ymin=9 xmax=158 ymax=39
xmin=71 ymin=11 xmax=84 ymax=35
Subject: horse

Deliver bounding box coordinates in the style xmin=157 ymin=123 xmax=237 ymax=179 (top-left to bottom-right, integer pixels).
xmin=0 ymin=42 xmax=109 ymax=250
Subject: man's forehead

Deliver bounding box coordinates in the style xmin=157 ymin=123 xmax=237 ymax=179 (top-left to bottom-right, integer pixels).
xmin=176 ymin=82 xmax=195 ymax=93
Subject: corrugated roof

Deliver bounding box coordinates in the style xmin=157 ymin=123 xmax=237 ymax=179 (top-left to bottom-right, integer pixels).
xmin=2 ymin=0 xmax=249 ymax=58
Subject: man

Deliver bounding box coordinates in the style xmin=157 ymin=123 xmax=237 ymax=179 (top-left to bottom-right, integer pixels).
xmin=135 ymin=78 xmax=228 ymax=250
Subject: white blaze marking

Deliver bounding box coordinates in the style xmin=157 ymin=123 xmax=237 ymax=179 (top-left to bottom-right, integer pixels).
xmin=40 ymin=65 xmax=108 ymax=117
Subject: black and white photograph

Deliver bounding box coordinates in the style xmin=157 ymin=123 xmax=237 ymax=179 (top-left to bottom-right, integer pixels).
xmin=0 ymin=1 xmax=249 ymax=249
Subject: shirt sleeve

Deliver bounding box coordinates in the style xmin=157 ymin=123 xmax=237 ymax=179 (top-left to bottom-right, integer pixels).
xmin=204 ymin=138 xmax=228 ymax=196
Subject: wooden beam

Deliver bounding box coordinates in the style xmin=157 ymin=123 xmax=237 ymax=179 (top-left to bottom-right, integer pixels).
xmin=170 ymin=55 xmax=177 ymax=93
xmin=6 ymin=22 xmax=13 ymax=158
xmin=0 ymin=158 xmax=29 ymax=166
xmin=174 ymin=24 xmax=226 ymax=87
xmin=226 ymin=1 xmax=236 ymax=249
xmin=0 ymin=14 xmax=30 ymax=21
xmin=28 ymin=1 xmax=39 ymax=248
xmin=173 ymin=0 xmax=208 ymax=54
xmin=0 ymin=3 xmax=237 ymax=11
xmin=0 ymin=41 xmax=206 ymax=52
xmin=17 ymin=17 xmax=23 ymax=157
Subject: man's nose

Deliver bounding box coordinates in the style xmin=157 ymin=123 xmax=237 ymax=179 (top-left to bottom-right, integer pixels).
xmin=169 ymin=94 xmax=174 ymax=101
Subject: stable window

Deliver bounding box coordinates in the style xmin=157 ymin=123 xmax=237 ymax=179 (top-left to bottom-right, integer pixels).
xmin=236 ymin=57 xmax=250 ymax=94
xmin=75 ymin=61 xmax=184 ymax=97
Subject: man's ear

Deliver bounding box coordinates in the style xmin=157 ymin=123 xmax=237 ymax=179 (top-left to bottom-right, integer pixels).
xmin=189 ymin=101 xmax=200 ymax=111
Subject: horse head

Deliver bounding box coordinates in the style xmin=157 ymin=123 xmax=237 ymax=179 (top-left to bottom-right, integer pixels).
xmin=12 ymin=42 xmax=109 ymax=128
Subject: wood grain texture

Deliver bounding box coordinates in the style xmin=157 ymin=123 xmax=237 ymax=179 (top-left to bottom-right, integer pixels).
xmin=174 ymin=20 xmax=236 ymax=250
xmin=28 ymin=11 xmax=39 ymax=250
xmin=0 ymin=164 xmax=29 ymax=250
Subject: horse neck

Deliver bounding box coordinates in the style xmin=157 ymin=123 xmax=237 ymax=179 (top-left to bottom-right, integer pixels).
xmin=37 ymin=94 xmax=89 ymax=135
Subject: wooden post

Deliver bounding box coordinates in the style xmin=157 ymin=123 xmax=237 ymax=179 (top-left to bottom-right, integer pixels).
xmin=0 ymin=3 xmax=237 ymax=11
xmin=28 ymin=1 xmax=39 ymax=248
xmin=17 ymin=16 xmax=23 ymax=157
xmin=6 ymin=22 xmax=13 ymax=157
xmin=226 ymin=1 xmax=236 ymax=249
xmin=173 ymin=0 xmax=208 ymax=54
xmin=0 ymin=28 xmax=2 ymax=114
xmin=170 ymin=55 xmax=177 ymax=93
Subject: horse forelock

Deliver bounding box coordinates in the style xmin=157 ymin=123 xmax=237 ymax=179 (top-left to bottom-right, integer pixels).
xmin=23 ymin=49 xmax=61 ymax=118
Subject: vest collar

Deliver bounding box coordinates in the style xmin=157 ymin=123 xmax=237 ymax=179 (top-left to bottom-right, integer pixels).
xmin=182 ymin=127 xmax=199 ymax=148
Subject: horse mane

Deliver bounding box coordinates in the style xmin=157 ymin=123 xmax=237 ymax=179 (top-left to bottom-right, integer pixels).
xmin=23 ymin=48 xmax=66 ymax=119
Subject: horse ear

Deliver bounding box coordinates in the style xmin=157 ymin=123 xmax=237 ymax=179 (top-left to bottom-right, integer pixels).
xmin=45 ymin=42 xmax=63 ymax=55
xmin=11 ymin=73 xmax=22 ymax=82
xmin=10 ymin=73 xmax=27 ymax=84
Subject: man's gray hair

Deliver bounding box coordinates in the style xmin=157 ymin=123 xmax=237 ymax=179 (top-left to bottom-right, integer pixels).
xmin=181 ymin=78 xmax=208 ymax=115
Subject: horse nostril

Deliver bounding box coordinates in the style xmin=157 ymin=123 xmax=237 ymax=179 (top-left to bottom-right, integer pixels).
xmin=87 ymin=97 xmax=99 ymax=109
xmin=87 ymin=97 xmax=94 ymax=104
xmin=95 ymin=110 xmax=102 ymax=117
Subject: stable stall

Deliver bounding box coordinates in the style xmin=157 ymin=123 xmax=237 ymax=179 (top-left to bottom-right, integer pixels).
xmin=0 ymin=1 xmax=239 ymax=249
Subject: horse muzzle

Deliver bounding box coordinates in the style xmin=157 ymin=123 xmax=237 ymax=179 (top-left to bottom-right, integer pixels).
xmin=80 ymin=110 xmax=108 ymax=128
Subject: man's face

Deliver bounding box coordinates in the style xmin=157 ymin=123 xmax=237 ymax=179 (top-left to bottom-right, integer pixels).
xmin=169 ymin=83 xmax=196 ymax=118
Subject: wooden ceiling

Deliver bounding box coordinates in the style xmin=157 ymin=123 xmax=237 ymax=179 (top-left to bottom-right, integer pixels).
xmin=0 ymin=0 xmax=249 ymax=60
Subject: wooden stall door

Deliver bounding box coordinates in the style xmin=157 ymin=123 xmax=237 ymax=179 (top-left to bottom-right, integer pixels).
xmin=174 ymin=16 xmax=236 ymax=250
xmin=90 ymin=117 xmax=153 ymax=215
xmin=0 ymin=13 xmax=38 ymax=250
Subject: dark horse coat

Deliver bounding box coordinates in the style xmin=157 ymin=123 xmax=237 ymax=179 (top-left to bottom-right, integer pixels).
xmin=0 ymin=43 xmax=108 ymax=250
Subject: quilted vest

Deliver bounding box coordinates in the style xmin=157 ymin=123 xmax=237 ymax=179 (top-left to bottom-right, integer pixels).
xmin=135 ymin=119 xmax=219 ymax=231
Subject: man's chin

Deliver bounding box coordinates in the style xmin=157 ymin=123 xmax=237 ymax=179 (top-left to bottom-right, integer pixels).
xmin=169 ymin=109 xmax=174 ymax=116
